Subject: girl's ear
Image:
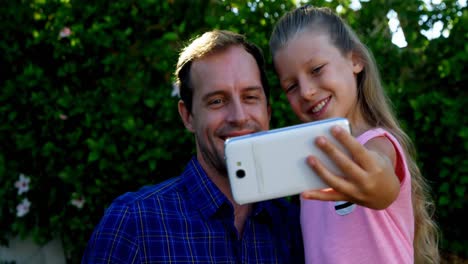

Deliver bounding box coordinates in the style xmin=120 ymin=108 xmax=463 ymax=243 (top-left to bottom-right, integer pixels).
xmin=178 ymin=100 xmax=195 ymax=132
xmin=350 ymin=51 xmax=364 ymax=74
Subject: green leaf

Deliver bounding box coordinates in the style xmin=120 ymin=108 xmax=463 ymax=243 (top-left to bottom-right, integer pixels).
xmin=438 ymin=196 xmax=449 ymax=206
xmin=88 ymin=151 xmax=100 ymax=162
xmin=144 ymin=99 xmax=156 ymax=108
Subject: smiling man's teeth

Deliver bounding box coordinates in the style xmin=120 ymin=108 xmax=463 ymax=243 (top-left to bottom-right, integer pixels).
xmin=312 ymin=99 xmax=328 ymax=113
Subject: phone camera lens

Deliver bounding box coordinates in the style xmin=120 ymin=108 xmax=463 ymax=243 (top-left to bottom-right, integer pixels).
xmin=236 ymin=169 xmax=246 ymax=178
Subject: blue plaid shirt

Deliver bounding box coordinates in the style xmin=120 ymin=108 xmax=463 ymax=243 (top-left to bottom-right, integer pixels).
xmin=82 ymin=157 xmax=304 ymax=263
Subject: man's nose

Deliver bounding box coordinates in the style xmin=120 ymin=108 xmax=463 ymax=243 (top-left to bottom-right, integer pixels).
xmin=226 ymin=99 xmax=248 ymax=125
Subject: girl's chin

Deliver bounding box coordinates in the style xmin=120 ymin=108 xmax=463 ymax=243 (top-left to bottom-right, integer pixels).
xmin=305 ymin=112 xmax=325 ymax=121
xmin=300 ymin=116 xmax=318 ymax=122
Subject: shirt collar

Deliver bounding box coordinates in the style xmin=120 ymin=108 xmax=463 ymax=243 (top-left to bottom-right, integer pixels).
xmin=181 ymin=156 xmax=290 ymax=220
xmin=181 ymin=157 xmax=230 ymax=218
xmin=254 ymin=197 xmax=291 ymax=221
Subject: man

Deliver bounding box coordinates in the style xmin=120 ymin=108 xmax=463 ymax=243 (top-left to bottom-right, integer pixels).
xmin=82 ymin=30 xmax=303 ymax=263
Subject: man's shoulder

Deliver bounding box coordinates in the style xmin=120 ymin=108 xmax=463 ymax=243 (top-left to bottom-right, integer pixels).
xmin=267 ymin=196 xmax=301 ymax=218
xmin=112 ymin=176 xmax=187 ymax=208
xmin=266 ymin=196 xmax=299 ymax=208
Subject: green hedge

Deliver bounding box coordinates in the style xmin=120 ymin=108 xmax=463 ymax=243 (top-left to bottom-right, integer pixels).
xmin=0 ymin=0 xmax=466 ymax=262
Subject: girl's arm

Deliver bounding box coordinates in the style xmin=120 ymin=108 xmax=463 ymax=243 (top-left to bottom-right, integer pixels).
xmin=301 ymin=126 xmax=400 ymax=210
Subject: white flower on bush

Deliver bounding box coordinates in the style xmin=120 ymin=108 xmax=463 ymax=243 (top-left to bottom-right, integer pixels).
xmin=14 ymin=173 xmax=31 ymax=195
xmin=16 ymin=198 xmax=31 ymax=217
xmin=71 ymin=194 xmax=85 ymax=209
xmin=59 ymin=27 xmax=72 ymax=38
xmin=171 ymin=82 xmax=180 ymax=97
xmin=59 ymin=114 xmax=68 ymax=120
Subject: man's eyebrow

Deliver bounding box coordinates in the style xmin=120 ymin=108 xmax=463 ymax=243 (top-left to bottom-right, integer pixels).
xmin=200 ymin=85 xmax=265 ymax=102
xmin=201 ymin=90 xmax=226 ymax=101
xmin=243 ymin=86 xmax=264 ymax=92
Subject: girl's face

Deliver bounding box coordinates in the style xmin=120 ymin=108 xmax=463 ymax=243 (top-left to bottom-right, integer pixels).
xmin=274 ymin=31 xmax=364 ymax=124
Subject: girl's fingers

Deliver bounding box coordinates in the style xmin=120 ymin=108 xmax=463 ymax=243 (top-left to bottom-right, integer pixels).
xmin=314 ymin=134 xmax=363 ymax=182
xmin=306 ymin=156 xmax=355 ymax=195
xmin=301 ymin=188 xmax=348 ymax=201
xmin=304 ymin=126 xmax=398 ymax=208
xmin=329 ymin=126 xmax=373 ymax=169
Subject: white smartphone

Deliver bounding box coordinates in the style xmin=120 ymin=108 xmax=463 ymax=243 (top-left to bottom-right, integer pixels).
xmin=224 ymin=117 xmax=351 ymax=205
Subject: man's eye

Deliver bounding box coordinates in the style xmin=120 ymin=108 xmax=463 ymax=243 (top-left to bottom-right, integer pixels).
xmin=245 ymin=95 xmax=260 ymax=101
xmin=209 ymin=98 xmax=223 ymax=105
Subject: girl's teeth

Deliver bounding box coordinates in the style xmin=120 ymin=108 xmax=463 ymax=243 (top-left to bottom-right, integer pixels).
xmin=312 ymin=99 xmax=327 ymax=113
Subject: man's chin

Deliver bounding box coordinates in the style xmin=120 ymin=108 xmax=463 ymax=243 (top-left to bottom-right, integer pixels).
xmin=199 ymin=148 xmax=228 ymax=178
xmin=218 ymin=166 xmax=228 ymax=178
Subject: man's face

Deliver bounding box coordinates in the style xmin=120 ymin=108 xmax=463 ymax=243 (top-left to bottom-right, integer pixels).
xmin=179 ymin=45 xmax=271 ymax=176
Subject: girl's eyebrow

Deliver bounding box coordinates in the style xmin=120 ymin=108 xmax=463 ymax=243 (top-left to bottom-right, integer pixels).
xmin=304 ymin=57 xmax=319 ymax=66
xmin=280 ymin=76 xmax=294 ymax=86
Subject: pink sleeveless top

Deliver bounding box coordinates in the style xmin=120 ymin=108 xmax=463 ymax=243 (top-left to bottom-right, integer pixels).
xmin=301 ymin=128 xmax=414 ymax=264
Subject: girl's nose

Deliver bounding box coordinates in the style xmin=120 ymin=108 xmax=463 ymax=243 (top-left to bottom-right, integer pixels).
xmin=299 ymin=82 xmax=317 ymax=100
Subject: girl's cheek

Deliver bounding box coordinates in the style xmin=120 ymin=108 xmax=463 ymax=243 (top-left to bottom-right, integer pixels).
xmin=287 ymin=97 xmax=297 ymax=109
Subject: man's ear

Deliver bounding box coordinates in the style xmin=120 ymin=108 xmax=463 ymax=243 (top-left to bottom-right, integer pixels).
xmin=178 ymin=100 xmax=195 ymax=132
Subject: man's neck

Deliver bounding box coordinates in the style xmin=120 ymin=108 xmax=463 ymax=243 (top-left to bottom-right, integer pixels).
xmin=232 ymin=202 xmax=252 ymax=238
xmin=202 ymin=161 xmax=253 ymax=237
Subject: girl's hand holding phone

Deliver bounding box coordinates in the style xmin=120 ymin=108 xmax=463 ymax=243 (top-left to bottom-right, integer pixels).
xmin=301 ymin=125 xmax=400 ymax=210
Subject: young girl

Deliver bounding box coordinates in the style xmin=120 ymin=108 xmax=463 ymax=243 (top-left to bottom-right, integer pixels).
xmin=269 ymin=6 xmax=439 ymax=264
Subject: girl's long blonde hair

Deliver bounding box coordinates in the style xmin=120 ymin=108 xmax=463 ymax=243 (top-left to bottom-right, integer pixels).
xmin=270 ymin=6 xmax=439 ymax=264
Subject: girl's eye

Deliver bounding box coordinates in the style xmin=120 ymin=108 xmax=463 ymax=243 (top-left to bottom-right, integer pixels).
xmin=311 ymin=65 xmax=324 ymax=75
xmin=285 ymin=83 xmax=298 ymax=93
